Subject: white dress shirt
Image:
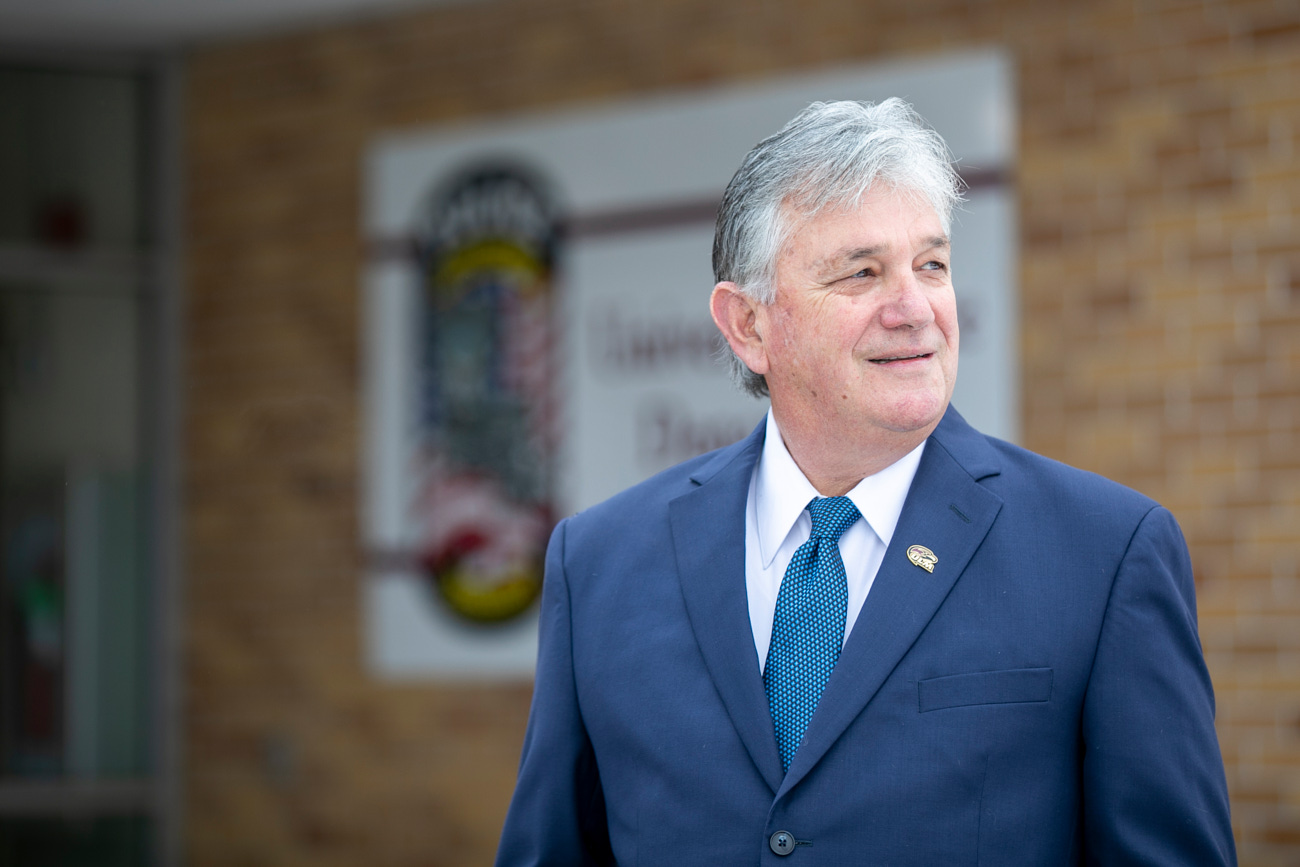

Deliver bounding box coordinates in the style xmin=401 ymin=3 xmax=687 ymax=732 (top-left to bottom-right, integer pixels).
xmin=746 ymin=409 xmax=926 ymax=673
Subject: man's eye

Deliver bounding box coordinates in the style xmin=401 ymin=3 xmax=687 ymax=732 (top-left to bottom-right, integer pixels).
xmin=920 ymin=260 xmax=947 ymax=271
xmin=852 ymin=268 xmax=874 ymax=278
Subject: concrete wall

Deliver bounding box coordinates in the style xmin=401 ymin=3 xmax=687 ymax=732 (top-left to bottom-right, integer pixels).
xmin=183 ymin=1 xmax=1300 ymax=863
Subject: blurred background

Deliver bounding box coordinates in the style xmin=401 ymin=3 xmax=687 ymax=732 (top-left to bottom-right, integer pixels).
xmin=0 ymin=0 xmax=1297 ymax=865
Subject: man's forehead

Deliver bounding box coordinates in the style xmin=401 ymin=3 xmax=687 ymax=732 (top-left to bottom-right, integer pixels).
xmin=785 ymin=187 xmax=946 ymax=237
xmin=787 ymin=207 xmax=950 ymax=263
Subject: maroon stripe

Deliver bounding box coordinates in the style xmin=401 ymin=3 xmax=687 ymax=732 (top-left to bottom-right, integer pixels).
xmin=563 ymin=197 xmax=721 ymax=239
xmin=367 ymin=165 xmax=1009 ymax=262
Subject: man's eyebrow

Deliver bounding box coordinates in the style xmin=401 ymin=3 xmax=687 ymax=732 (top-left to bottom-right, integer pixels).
xmin=834 ymin=235 xmax=951 ymax=263
xmin=837 ymin=245 xmax=885 ymax=262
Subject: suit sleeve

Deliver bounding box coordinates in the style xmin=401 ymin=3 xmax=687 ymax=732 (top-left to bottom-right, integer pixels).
xmin=1080 ymin=506 xmax=1236 ymax=865
xmin=495 ymin=518 xmax=614 ymax=867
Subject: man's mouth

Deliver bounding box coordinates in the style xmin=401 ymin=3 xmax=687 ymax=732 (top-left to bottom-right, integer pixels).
xmin=870 ymin=352 xmax=931 ymax=364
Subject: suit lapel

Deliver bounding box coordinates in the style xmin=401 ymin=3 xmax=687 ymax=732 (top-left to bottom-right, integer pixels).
xmin=669 ymin=422 xmax=786 ymax=793
xmin=778 ymin=412 xmax=1004 ymax=794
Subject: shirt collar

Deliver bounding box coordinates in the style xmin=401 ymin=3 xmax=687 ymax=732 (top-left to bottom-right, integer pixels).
xmin=755 ymin=409 xmax=927 ymax=568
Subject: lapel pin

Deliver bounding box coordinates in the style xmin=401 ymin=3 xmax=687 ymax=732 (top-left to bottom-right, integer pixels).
xmin=907 ymin=545 xmax=938 ymax=573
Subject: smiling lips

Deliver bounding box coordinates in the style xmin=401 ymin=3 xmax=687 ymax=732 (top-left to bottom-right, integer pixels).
xmin=869 ymin=351 xmax=933 ymax=364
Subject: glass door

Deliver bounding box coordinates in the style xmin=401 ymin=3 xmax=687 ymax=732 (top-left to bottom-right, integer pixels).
xmin=0 ymin=60 xmax=173 ymax=867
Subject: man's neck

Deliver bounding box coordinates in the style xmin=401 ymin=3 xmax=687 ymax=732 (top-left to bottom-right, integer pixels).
xmin=770 ymin=409 xmax=940 ymax=497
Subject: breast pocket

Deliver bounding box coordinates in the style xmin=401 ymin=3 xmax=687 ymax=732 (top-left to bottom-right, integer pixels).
xmin=918 ymin=667 xmax=1054 ymax=713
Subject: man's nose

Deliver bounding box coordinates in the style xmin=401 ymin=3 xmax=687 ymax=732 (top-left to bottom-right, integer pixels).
xmin=878 ymin=270 xmax=936 ymax=329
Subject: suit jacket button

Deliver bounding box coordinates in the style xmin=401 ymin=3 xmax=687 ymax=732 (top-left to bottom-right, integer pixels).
xmin=769 ymin=830 xmax=796 ymax=856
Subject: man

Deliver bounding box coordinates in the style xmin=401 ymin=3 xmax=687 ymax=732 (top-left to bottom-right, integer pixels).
xmin=496 ymin=99 xmax=1235 ymax=865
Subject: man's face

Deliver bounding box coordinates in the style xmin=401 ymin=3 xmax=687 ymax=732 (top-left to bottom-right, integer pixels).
xmin=755 ymin=187 xmax=959 ymax=443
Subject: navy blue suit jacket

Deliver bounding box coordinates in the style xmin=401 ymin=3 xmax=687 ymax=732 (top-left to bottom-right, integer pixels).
xmin=497 ymin=408 xmax=1235 ymax=865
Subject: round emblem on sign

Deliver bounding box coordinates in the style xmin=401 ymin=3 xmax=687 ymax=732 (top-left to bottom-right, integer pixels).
xmin=409 ymin=164 xmax=561 ymax=623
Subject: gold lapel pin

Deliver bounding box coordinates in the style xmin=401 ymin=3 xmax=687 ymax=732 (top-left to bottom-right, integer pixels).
xmin=907 ymin=545 xmax=938 ymax=573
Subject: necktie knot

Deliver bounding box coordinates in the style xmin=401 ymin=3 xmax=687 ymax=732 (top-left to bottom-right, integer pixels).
xmin=806 ymin=496 xmax=860 ymax=542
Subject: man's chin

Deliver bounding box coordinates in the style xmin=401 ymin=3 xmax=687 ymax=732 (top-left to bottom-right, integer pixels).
xmin=873 ymin=395 xmax=950 ymax=436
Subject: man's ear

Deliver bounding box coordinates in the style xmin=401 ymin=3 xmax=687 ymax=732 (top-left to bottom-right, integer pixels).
xmin=710 ymin=281 xmax=770 ymax=377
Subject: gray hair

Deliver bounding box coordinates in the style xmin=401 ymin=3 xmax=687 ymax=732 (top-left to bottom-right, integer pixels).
xmin=712 ymin=98 xmax=964 ymax=397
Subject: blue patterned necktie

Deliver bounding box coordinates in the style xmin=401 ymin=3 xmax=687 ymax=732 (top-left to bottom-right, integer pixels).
xmin=764 ymin=495 xmax=861 ymax=773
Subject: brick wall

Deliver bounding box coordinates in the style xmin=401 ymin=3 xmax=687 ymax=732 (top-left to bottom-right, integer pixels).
xmin=184 ymin=0 xmax=1300 ymax=863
